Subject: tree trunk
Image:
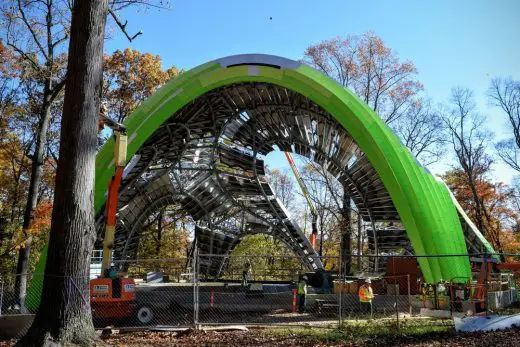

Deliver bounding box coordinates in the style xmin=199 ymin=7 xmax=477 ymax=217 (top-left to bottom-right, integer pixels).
xmin=14 ymin=99 xmax=53 ymax=309
xmin=470 ymin=184 xmax=485 ymax=232
xmin=341 ymin=190 xmax=352 ymax=275
xmin=14 ymin=235 xmax=31 ymax=309
xmin=156 ymin=210 xmax=163 ymax=256
xmin=9 ymin=176 xmax=21 ymax=223
xmin=16 ymin=0 xmax=108 ymax=345
xmin=357 ymin=213 xmax=362 ymax=272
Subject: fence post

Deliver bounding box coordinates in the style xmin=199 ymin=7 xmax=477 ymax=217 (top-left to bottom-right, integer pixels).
xmin=338 ymin=255 xmax=342 ymax=327
xmin=193 ymin=248 xmax=199 ymax=327
xmin=0 ymin=277 xmax=3 ymax=316
xmin=483 ymin=253 xmax=489 ymax=316
xmin=210 ymin=289 xmax=215 ymax=312
xmin=292 ymin=289 xmax=297 ymax=313
xmin=392 ymin=257 xmax=399 ymax=331
xmin=407 ymin=274 xmax=412 ymax=316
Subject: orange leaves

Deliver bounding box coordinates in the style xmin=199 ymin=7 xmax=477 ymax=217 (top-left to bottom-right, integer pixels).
xmin=0 ymin=131 xmax=30 ymax=206
xmin=27 ymin=201 xmax=53 ymax=234
xmin=103 ymin=48 xmax=181 ymax=122
xmin=2 ymin=200 xmax=53 ymax=252
xmin=443 ymin=169 xmax=517 ymax=251
xmin=0 ymin=39 xmax=19 ymax=78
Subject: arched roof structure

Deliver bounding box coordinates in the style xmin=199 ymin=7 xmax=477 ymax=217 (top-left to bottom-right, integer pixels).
xmin=27 ymin=54 xmax=500 ymax=313
xmin=88 ymin=54 xmax=494 ymax=282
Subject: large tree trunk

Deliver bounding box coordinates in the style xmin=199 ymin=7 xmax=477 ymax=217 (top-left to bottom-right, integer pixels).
xmin=341 ymin=190 xmax=352 ymax=275
xmin=14 ymin=101 xmax=53 ymax=309
xmin=9 ymin=176 xmax=21 ymax=223
xmin=156 ymin=210 xmax=163 ymax=256
xmin=16 ymin=0 xmax=108 ymax=345
xmin=469 ymin=180 xmax=485 ymax=232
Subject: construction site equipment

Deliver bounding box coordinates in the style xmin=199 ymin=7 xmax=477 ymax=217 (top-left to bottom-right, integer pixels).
xmin=473 ymin=260 xmax=494 ymax=311
xmin=90 ymin=277 xmax=136 ymax=320
xmin=90 ymin=116 xmax=137 ymax=322
xmin=284 ymin=152 xmax=318 ymax=251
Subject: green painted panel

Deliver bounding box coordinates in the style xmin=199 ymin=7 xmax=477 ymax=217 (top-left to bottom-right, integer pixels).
xmin=91 ymin=57 xmax=475 ymax=283
xmin=30 ymin=55 xmax=482 ymax=307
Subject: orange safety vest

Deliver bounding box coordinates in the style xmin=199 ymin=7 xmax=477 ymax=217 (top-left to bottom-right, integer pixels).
xmin=359 ymin=285 xmax=373 ymax=303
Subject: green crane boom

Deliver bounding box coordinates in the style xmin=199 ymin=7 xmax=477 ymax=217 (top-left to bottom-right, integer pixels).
xmin=284 ymin=152 xmax=318 ymax=251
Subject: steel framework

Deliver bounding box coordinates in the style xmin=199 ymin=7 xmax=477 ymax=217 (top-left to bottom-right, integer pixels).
xmin=30 ymin=55 xmax=496 ymax=290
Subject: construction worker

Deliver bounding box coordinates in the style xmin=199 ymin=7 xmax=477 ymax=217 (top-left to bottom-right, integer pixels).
xmin=420 ymin=283 xmax=435 ymax=308
xmin=242 ymin=258 xmax=252 ymax=288
xmin=297 ymin=275 xmax=308 ymax=313
xmin=359 ymin=278 xmax=374 ymax=317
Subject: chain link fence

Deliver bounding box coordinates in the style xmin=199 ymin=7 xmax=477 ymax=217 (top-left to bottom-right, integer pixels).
xmin=1 ymin=253 xmax=519 ymax=340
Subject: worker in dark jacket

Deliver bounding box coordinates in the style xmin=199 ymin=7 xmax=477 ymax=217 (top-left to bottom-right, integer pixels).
xmin=297 ymin=275 xmax=308 ymax=313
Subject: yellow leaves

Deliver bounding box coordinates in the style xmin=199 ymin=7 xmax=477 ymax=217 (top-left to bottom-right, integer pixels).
xmin=501 ymin=231 xmax=520 ymax=254
xmin=137 ymin=216 xmax=190 ymax=260
xmin=103 ymin=48 xmax=180 ymax=122
xmin=0 ymin=132 xmax=30 ymax=191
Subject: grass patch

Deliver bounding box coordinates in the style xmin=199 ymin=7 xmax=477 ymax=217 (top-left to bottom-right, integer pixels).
xmin=262 ymin=318 xmax=455 ymax=345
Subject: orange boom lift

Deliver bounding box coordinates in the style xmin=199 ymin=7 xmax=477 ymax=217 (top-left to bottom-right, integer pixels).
xmin=90 ymin=115 xmax=136 ymax=322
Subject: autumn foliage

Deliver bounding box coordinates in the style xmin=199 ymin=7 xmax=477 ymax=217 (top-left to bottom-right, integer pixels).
xmin=304 ymin=32 xmax=423 ymax=124
xmin=103 ymin=48 xmax=181 ymax=122
xmin=443 ymin=169 xmax=519 ymax=252
xmin=0 ymin=45 xmax=180 ymax=274
xmin=1 ymin=30 xmax=520 ymax=283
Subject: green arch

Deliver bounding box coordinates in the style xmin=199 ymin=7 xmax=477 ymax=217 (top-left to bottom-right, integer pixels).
xmin=29 ymin=55 xmax=479 ymax=308
xmin=93 ymin=54 xmax=471 ymax=282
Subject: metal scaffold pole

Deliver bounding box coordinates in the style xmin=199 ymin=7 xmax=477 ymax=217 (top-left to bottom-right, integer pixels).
xmin=193 ymin=246 xmax=200 ymax=327
xmin=338 ymin=248 xmax=343 ymax=326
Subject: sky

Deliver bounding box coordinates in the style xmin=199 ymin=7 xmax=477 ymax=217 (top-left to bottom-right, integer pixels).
xmin=105 ymin=0 xmax=520 ymax=183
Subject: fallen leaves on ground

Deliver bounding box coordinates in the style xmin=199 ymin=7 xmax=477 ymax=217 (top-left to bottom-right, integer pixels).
xmin=103 ymin=326 xmax=520 ymax=347
xmin=2 ymin=327 xmax=520 ymax=346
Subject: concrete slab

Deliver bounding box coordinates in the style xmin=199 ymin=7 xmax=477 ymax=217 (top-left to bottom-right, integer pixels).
xmin=420 ymin=308 xmax=465 ymax=319
xmin=454 ymin=314 xmax=520 ymax=332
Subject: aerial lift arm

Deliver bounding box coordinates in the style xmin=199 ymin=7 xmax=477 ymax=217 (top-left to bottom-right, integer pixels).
xmin=99 ymin=115 xmax=127 ymax=275
xmin=284 ymin=152 xmax=318 ymax=250
xmin=89 ymin=112 xmax=137 ymax=323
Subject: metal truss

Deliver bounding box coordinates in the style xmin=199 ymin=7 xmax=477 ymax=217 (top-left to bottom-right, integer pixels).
xmin=95 ymin=82 xmax=478 ymax=278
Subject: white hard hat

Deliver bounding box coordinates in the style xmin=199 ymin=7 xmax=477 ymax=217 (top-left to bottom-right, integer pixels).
xmin=365 ymin=279 xmax=372 ymax=284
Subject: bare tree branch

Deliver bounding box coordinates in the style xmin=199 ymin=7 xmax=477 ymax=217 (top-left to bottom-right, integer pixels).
xmin=489 ymin=77 xmax=520 ymax=172
xmin=443 ymin=87 xmax=497 ymax=249
xmin=395 ymin=99 xmax=446 ymax=165
xmin=108 ymin=8 xmax=143 ymax=42
xmin=16 ymin=0 xmax=49 ymax=60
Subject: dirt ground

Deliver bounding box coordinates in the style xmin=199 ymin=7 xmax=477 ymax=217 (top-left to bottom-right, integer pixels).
xmin=100 ymin=327 xmax=520 ymax=347
xmin=2 ymin=326 xmax=520 ymax=346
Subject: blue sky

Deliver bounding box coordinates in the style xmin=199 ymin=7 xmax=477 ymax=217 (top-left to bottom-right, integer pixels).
xmin=106 ymin=0 xmax=520 ymax=183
